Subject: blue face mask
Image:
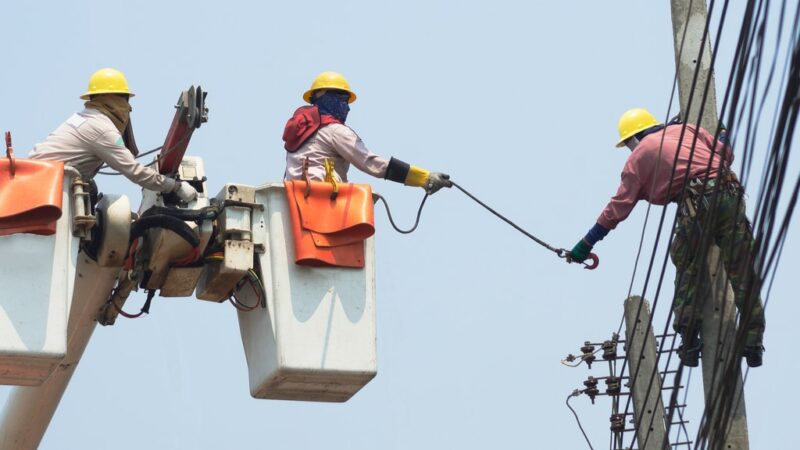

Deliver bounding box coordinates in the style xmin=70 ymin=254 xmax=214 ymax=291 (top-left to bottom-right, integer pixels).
xmin=313 ymin=91 xmax=350 ymax=123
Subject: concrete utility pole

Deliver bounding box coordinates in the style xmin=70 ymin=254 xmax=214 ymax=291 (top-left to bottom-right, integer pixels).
xmin=669 ymin=0 xmax=720 ymax=135
xmin=669 ymin=1 xmax=749 ymax=449
xmin=624 ymin=296 xmax=669 ymax=450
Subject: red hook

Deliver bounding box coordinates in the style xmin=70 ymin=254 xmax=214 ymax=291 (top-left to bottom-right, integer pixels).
xmin=559 ymin=249 xmax=600 ymax=270
xmin=583 ymin=252 xmax=600 ymax=270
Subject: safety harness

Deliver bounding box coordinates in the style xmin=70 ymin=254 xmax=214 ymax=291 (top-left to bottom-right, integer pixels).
xmin=679 ymin=172 xmax=742 ymax=221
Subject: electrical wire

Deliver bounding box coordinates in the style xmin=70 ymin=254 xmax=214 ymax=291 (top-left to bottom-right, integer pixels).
xmin=560 ymin=348 xmax=604 ymax=368
xmin=619 ymin=0 xmax=727 ymax=437
xmin=608 ymin=1 xmax=702 ymax=441
xmin=619 ymin=0 xmax=800 ymax=447
xmin=615 ymin=0 xmax=725 ymax=405
xmin=605 ymin=0 xmax=800 ymax=447
xmin=693 ymin=2 xmax=799 ymax=447
xmin=97 ymin=132 xmax=193 ymax=176
xmin=566 ymin=391 xmax=595 ymax=450
xmin=108 ymin=289 xmax=156 ymax=319
xmin=205 ymin=254 xmax=266 ymax=312
xmin=638 ymin=0 xmax=750 ymax=444
xmin=232 ymin=270 xmax=267 ymax=311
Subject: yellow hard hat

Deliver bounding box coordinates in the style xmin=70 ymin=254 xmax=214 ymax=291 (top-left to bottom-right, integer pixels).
xmin=80 ymin=68 xmax=134 ymax=100
xmin=616 ymin=108 xmax=661 ymax=147
xmin=303 ymin=71 xmax=357 ymax=104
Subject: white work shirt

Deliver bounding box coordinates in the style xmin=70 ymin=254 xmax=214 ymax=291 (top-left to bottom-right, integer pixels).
xmin=284 ymin=123 xmax=389 ymax=182
xmin=28 ymin=108 xmax=177 ymax=193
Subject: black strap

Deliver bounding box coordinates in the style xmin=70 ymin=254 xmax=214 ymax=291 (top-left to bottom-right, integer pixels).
xmin=130 ymin=214 xmax=200 ymax=247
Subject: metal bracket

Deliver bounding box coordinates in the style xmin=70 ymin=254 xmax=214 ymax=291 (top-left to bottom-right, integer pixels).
xmin=95 ymin=194 xmax=132 ymax=267
xmin=182 ymin=85 xmax=208 ymax=129
xmin=64 ymin=167 xmax=96 ymax=240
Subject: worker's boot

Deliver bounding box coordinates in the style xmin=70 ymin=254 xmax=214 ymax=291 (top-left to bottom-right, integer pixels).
xmin=742 ymin=330 xmax=764 ymax=368
xmin=742 ymin=345 xmax=764 ymax=367
xmin=677 ymin=329 xmax=702 ymax=368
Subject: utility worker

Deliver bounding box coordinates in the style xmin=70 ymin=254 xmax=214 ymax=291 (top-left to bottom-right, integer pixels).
xmin=568 ymin=108 xmax=766 ymax=368
xmin=283 ymin=72 xmax=452 ymax=194
xmin=29 ymin=68 xmax=197 ymax=202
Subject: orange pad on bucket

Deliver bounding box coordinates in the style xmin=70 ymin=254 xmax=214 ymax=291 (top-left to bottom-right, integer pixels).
xmin=284 ymin=180 xmax=375 ymax=268
xmin=0 ymin=159 xmax=64 ymax=236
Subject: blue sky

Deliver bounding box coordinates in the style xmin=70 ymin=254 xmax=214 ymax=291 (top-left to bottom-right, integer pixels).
xmin=1 ymin=1 xmax=798 ymax=449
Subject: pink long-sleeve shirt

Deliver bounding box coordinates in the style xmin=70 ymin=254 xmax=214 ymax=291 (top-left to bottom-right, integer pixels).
xmin=597 ymin=124 xmax=732 ymax=230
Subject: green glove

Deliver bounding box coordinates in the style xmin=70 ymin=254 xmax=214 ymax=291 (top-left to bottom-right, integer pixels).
xmin=570 ymin=239 xmax=592 ymax=263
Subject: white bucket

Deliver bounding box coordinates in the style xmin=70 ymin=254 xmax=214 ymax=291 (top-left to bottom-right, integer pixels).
xmin=237 ymin=183 xmax=377 ymax=402
xmin=0 ymin=176 xmax=77 ymax=386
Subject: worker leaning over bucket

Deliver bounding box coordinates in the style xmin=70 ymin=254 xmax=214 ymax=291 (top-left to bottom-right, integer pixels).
xmin=29 ymin=68 xmax=197 ymax=202
xmin=283 ymin=72 xmax=452 ymax=194
xmin=566 ymin=108 xmax=766 ymax=368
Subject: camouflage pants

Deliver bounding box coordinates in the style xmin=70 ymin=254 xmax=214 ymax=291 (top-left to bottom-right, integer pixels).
xmin=669 ymin=185 xmax=766 ymax=346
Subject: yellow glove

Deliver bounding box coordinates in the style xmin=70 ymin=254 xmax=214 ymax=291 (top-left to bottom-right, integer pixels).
xmin=404 ymin=165 xmax=430 ymax=187
xmin=385 ymin=158 xmax=451 ymax=194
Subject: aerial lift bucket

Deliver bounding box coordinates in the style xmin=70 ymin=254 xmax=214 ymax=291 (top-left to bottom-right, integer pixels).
xmin=237 ymin=183 xmax=377 ymax=402
xmin=0 ymin=163 xmax=79 ymax=386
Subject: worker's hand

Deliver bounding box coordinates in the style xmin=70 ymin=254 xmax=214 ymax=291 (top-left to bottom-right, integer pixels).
xmin=569 ymin=239 xmax=593 ymax=263
xmin=175 ymin=181 xmax=198 ymax=202
xmin=426 ymin=172 xmax=452 ymax=194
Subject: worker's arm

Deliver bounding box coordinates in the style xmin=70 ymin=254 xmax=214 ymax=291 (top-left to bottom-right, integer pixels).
xmin=91 ymin=130 xmax=178 ymax=193
xmin=569 ymin=165 xmax=642 ymax=263
xmin=596 ymin=167 xmax=642 ymax=231
xmin=327 ymin=125 xmax=389 ymax=178
xmin=329 ymin=125 xmax=451 ymax=193
xmin=383 ymin=157 xmax=451 ymax=193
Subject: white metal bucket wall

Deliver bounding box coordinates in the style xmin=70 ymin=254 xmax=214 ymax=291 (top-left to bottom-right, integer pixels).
xmin=237 ymin=183 xmax=377 ymax=402
xmin=0 ymin=177 xmax=77 ymax=385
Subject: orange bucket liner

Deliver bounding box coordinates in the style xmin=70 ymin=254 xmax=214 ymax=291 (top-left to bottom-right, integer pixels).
xmin=284 ymin=180 xmax=375 ymax=268
xmin=0 ymin=159 xmax=64 ymax=236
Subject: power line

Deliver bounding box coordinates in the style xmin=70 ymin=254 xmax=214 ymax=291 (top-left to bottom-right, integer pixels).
xmin=566 ymin=391 xmax=596 ymax=450
xmin=603 ymin=0 xmax=800 ymax=448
